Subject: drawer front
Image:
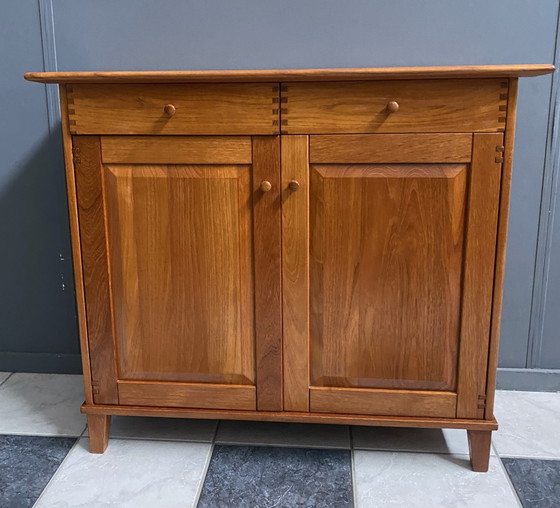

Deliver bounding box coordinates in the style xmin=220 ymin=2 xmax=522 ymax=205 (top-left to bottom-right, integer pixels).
xmin=282 ymin=79 xmax=508 ymax=134
xmin=66 ymin=83 xmax=279 ymax=135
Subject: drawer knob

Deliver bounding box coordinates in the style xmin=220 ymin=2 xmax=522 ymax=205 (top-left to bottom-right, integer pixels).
xmin=164 ymin=104 xmax=176 ymax=117
xmin=386 ymin=101 xmax=400 ymax=113
xmin=288 ymin=180 xmax=300 ymax=192
xmin=260 ymin=181 xmax=272 ymax=192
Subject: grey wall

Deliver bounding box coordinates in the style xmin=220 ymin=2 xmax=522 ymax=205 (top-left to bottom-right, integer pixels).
xmin=1 ymin=0 xmax=559 ymax=389
xmin=0 ymin=0 xmax=79 ymax=372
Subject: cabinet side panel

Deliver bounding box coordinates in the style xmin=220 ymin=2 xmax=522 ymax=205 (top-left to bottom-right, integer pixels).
xmin=282 ymin=135 xmax=310 ymax=411
xmin=485 ymin=78 xmax=518 ymax=418
xmin=60 ymin=86 xmax=93 ymax=403
xmin=456 ymin=133 xmax=504 ymax=418
xmin=73 ymin=136 xmax=119 ymax=404
xmin=253 ymin=136 xmax=283 ymax=411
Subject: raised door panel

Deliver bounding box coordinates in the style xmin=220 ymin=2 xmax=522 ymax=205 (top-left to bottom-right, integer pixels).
xmin=75 ymin=135 xmax=282 ymax=411
xmin=104 ymin=164 xmax=254 ymax=386
xmin=282 ymin=134 xmax=503 ymax=418
xmin=309 ymin=163 xmax=467 ymax=393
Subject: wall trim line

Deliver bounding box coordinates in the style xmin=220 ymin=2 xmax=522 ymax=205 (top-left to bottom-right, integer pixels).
xmin=38 ymin=0 xmax=60 ymax=132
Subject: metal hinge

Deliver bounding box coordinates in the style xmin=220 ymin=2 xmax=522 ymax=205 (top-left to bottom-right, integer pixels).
xmin=495 ymin=145 xmax=505 ymax=164
xmin=72 ymin=146 xmax=81 ymax=165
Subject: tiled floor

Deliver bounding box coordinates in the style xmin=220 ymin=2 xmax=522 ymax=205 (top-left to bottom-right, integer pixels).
xmin=0 ymin=372 xmax=558 ymax=507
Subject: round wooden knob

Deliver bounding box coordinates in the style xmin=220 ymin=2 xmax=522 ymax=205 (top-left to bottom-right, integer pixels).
xmin=164 ymin=104 xmax=176 ymax=117
xmin=386 ymin=101 xmax=399 ymax=113
xmin=288 ymin=180 xmax=300 ymax=192
xmin=260 ymin=181 xmax=272 ymax=192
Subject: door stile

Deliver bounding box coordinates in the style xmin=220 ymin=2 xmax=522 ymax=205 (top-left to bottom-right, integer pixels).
xmin=282 ymin=135 xmax=310 ymax=411
xmin=253 ymin=136 xmax=283 ymax=411
xmin=456 ymin=132 xmax=504 ymax=418
xmin=73 ymin=135 xmax=119 ymax=404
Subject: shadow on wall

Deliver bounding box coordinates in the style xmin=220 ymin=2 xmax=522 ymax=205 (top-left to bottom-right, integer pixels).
xmin=0 ymin=125 xmax=81 ymax=373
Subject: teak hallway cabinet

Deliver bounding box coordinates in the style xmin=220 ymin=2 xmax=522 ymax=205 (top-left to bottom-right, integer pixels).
xmin=26 ymin=65 xmax=554 ymax=472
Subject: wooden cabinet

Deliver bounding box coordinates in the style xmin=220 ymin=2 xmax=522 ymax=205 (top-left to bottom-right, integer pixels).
xmin=25 ymin=64 xmax=554 ymax=471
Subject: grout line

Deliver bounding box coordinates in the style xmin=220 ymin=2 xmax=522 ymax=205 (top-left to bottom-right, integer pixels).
xmin=93 ymin=434 xmax=216 ymax=444
xmin=497 ymin=453 xmax=560 ymax=460
xmin=32 ymin=434 xmax=83 ymax=508
xmin=0 ymin=372 xmax=14 ymax=388
xmin=495 ymin=453 xmax=524 ymax=508
xmin=79 ymin=424 xmax=87 ymax=437
xmin=0 ymin=431 xmax=86 ymax=438
xmin=210 ymin=440 xmax=351 ymax=450
xmin=192 ymin=421 xmax=219 ymax=508
xmin=350 ymin=427 xmax=358 ymax=508
xmin=350 ymin=447 xmax=496 ymax=457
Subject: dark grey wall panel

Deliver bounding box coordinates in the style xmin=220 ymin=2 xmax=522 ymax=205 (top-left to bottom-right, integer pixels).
xmin=500 ymin=75 xmax=555 ymax=367
xmin=0 ymin=0 xmax=79 ymax=371
xmin=541 ymin=184 xmax=560 ymax=369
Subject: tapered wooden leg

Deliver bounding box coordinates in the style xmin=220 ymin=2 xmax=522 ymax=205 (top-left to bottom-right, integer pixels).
xmin=467 ymin=430 xmax=492 ymax=472
xmin=87 ymin=414 xmax=111 ymax=454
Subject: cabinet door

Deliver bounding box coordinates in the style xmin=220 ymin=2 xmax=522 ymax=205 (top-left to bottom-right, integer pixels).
xmin=74 ymin=135 xmax=282 ymax=411
xmin=282 ymin=133 xmax=503 ymax=418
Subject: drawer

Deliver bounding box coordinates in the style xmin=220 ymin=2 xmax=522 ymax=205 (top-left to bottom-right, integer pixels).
xmin=66 ymin=83 xmax=279 ymax=135
xmin=281 ymin=79 xmax=508 ymax=134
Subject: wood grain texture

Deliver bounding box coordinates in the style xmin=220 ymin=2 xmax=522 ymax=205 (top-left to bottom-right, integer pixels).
xmin=282 ymin=136 xmax=310 ymax=412
xmin=252 ymin=136 xmax=283 ymax=411
xmin=284 ymin=79 xmax=507 ymax=134
xmin=66 ymin=83 xmax=278 ymax=135
xmin=24 ymin=64 xmax=554 ymax=83
xmin=74 ymin=136 xmax=119 ymax=404
xmin=310 ymin=134 xmax=473 ymax=163
xmin=456 ymin=133 xmax=504 ymax=419
xmin=309 ymin=162 xmax=467 ymax=392
xmin=104 ymin=164 xmax=255 ymax=385
xmin=59 ymin=86 xmax=94 ymax=405
xmin=87 ymin=414 xmax=111 ymax=453
xmin=467 ymin=430 xmax=493 ymax=472
xmin=310 ymin=387 xmax=457 ymax=417
xmin=485 ymin=79 xmax=518 ymax=420
xmin=101 ymin=136 xmax=252 ymax=164
xmin=118 ymin=381 xmax=256 ymax=410
xmin=82 ymin=403 xmax=499 ymax=430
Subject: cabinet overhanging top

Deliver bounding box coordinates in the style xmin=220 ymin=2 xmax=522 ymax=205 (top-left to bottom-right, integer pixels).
xmin=25 ymin=64 xmax=554 ymax=84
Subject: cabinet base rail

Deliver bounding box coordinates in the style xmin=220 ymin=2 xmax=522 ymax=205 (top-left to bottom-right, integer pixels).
xmin=80 ymin=403 xmax=498 ymax=430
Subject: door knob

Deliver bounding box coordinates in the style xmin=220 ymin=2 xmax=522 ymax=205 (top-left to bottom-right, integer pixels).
xmin=386 ymin=101 xmax=399 ymax=113
xmin=164 ymin=104 xmax=176 ymax=117
xmin=288 ymin=180 xmax=300 ymax=192
xmin=260 ymin=181 xmax=272 ymax=192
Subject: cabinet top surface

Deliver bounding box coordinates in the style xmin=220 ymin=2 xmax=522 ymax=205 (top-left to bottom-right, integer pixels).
xmin=25 ymin=64 xmax=554 ymax=84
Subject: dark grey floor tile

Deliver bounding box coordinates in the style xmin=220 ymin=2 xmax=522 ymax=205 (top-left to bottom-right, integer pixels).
xmin=0 ymin=435 xmax=76 ymax=508
xmin=502 ymin=458 xmax=560 ymax=508
xmin=198 ymin=445 xmax=353 ymax=508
